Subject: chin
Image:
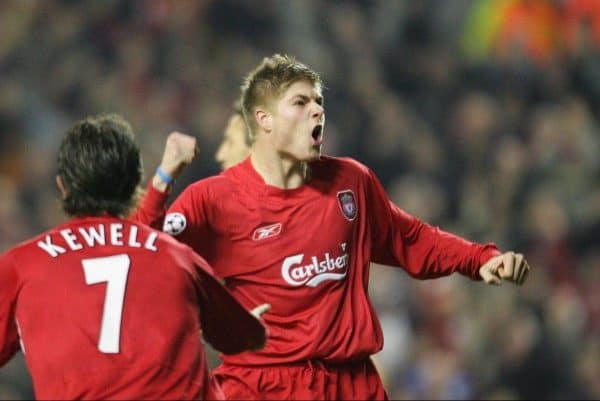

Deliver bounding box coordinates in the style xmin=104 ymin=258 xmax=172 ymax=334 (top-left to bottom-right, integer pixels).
xmin=309 ymin=145 xmax=322 ymax=158
xmin=306 ymin=151 xmax=321 ymax=161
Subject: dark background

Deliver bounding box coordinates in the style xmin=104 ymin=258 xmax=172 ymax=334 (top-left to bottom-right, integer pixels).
xmin=0 ymin=1 xmax=599 ymax=399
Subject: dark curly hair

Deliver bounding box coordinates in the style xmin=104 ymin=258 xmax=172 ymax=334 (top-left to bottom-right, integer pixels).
xmin=57 ymin=114 xmax=143 ymax=217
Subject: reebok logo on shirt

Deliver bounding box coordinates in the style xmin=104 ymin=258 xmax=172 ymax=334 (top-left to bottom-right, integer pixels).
xmin=281 ymin=244 xmax=349 ymax=287
xmin=252 ymin=223 xmax=282 ymax=241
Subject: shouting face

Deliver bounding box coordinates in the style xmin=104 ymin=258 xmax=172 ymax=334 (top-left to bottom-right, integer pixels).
xmin=269 ymin=80 xmax=325 ymax=162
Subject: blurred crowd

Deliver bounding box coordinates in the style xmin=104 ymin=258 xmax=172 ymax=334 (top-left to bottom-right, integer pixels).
xmin=1 ymin=0 xmax=599 ymax=399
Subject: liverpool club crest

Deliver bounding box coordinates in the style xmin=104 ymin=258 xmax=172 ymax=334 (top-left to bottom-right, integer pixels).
xmin=337 ymin=190 xmax=358 ymax=221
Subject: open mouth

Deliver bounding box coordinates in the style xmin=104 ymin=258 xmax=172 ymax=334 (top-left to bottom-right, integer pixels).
xmin=311 ymin=125 xmax=323 ymax=144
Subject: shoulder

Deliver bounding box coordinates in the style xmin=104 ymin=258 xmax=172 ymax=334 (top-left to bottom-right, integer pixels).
xmin=154 ymin=228 xmax=191 ymax=253
xmin=151 ymin=229 xmax=212 ymax=275
xmin=183 ymin=173 xmax=238 ymax=197
xmin=0 ymin=226 xmax=58 ymax=265
xmin=145 ymin=225 xmax=196 ymax=261
xmin=9 ymin=224 xmax=62 ymax=251
xmin=313 ymin=155 xmax=372 ymax=179
xmin=171 ymin=175 xmax=237 ymax=213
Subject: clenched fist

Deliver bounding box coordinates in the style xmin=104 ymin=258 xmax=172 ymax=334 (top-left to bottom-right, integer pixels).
xmin=479 ymin=251 xmax=531 ymax=286
xmin=153 ymin=132 xmax=198 ymax=192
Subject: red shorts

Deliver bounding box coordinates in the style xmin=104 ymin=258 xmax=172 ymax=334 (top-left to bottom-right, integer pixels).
xmin=213 ymin=358 xmax=388 ymax=400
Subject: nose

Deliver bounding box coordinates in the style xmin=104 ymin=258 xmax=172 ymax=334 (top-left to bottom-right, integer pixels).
xmin=312 ymin=103 xmax=324 ymax=121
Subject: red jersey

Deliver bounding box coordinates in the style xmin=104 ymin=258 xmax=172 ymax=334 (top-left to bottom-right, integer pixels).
xmin=131 ymin=181 xmax=171 ymax=230
xmin=0 ymin=216 xmax=264 ymax=400
xmin=162 ymin=156 xmax=500 ymax=366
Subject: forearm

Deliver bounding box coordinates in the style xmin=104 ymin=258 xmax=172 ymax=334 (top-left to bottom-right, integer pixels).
xmin=401 ymin=222 xmax=500 ymax=280
xmin=374 ymin=205 xmax=500 ymax=280
xmin=130 ymin=181 xmax=170 ymax=229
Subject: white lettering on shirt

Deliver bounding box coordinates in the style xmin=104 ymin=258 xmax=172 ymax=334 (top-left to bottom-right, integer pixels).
xmin=38 ymin=224 xmax=159 ymax=258
xmin=78 ymin=225 xmax=106 ymax=247
xmin=144 ymin=232 xmax=158 ymax=252
xmin=281 ymin=247 xmax=349 ymax=287
xmin=128 ymin=225 xmax=142 ymax=248
xmin=37 ymin=235 xmax=66 ymax=257
xmin=110 ymin=223 xmax=124 ymax=246
xmin=60 ymin=229 xmax=83 ymax=251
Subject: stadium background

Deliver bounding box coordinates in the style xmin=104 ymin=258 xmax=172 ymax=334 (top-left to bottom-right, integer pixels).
xmin=0 ymin=0 xmax=599 ymax=399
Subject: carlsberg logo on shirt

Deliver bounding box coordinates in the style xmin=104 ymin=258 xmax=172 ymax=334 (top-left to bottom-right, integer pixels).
xmin=281 ymin=247 xmax=349 ymax=287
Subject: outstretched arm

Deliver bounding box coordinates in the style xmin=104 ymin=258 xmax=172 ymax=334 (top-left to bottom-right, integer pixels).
xmin=364 ymin=164 xmax=500 ymax=280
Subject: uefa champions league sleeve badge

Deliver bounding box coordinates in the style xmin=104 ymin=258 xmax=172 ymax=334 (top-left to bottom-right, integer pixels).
xmin=163 ymin=212 xmax=187 ymax=235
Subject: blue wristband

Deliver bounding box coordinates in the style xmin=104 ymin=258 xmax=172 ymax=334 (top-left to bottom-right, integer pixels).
xmin=156 ymin=167 xmax=175 ymax=185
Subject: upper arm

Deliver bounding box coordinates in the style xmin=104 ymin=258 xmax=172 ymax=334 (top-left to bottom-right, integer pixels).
xmin=165 ymin=184 xmax=216 ymax=259
xmin=130 ymin=183 xmax=170 ymax=229
xmin=366 ymin=167 xmax=494 ymax=279
xmin=365 ymin=167 xmax=415 ymax=266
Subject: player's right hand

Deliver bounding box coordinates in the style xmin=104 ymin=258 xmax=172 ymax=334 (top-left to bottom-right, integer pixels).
xmin=152 ymin=132 xmax=198 ymax=192
xmin=250 ymin=303 xmax=271 ymax=319
xmin=159 ymin=132 xmax=199 ymax=180
xmin=248 ymin=303 xmax=270 ymax=351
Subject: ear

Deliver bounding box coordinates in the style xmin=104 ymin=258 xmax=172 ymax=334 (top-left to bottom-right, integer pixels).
xmin=255 ymin=108 xmax=273 ymax=133
xmin=56 ymin=175 xmax=68 ymax=199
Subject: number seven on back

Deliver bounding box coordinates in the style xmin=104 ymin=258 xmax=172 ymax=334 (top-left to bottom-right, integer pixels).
xmin=81 ymin=254 xmax=131 ymax=354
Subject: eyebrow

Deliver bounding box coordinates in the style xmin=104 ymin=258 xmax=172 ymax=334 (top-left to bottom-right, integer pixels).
xmin=291 ymin=94 xmax=324 ymax=105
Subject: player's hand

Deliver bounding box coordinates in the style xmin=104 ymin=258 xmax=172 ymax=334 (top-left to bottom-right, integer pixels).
xmin=250 ymin=303 xmax=271 ymax=319
xmin=479 ymin=251 xmax=530 ymax=286
xmin=248 ymin=303 xmax=270 ymax=351
xmin=160 ymin=131 xmax=198 ymax=178
xmin=152 ymin=132 xmax=198 ymax=191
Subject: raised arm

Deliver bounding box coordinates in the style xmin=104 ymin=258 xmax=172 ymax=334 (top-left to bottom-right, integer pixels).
xmin=132 ymin=132 xmax=198 ymax=228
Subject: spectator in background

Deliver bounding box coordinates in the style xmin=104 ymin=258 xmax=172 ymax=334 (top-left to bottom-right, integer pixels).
xmin=0 ymin=1 xmax=598 ymax=398
xmin=0 ymin=114 xmax=266 ymax=400
xmin=215 ymin=101 xmax=251 ymax=170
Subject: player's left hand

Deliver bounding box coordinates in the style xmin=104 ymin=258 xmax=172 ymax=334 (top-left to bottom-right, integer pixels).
xmin=248 ymin=303 xmax=270 ymax=351
xmin=479 ymin=251 xmax=530 ymax=286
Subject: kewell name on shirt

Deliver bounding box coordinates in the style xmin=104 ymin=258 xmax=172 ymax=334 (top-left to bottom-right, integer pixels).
xmin=37 ymin=223 xmax=158 ymax=257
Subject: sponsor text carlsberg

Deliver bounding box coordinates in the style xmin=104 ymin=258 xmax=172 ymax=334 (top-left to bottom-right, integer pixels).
xmin=281 ymin=249 xmax=349 ymax=287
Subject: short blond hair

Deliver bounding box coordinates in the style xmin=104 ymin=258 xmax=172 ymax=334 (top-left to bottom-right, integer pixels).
xmin=240 ymin=54 xmax=322 ymax=141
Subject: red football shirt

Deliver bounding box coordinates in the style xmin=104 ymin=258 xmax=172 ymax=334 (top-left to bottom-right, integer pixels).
xmin=162 ymin=156 xmax=500 ymax=366
xmin=0 ymin=216 xmax=264 ymax=400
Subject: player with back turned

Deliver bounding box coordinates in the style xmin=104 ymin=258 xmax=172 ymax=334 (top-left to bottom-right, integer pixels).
xmin=155 ymin=54 xmax=531 ymax=400
xmin=0 ymin=114 xmax=266 ymax=400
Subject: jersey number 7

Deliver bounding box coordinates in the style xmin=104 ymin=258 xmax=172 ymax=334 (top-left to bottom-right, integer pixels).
xmin=81 ymin=254 xmax=130 ymax=354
